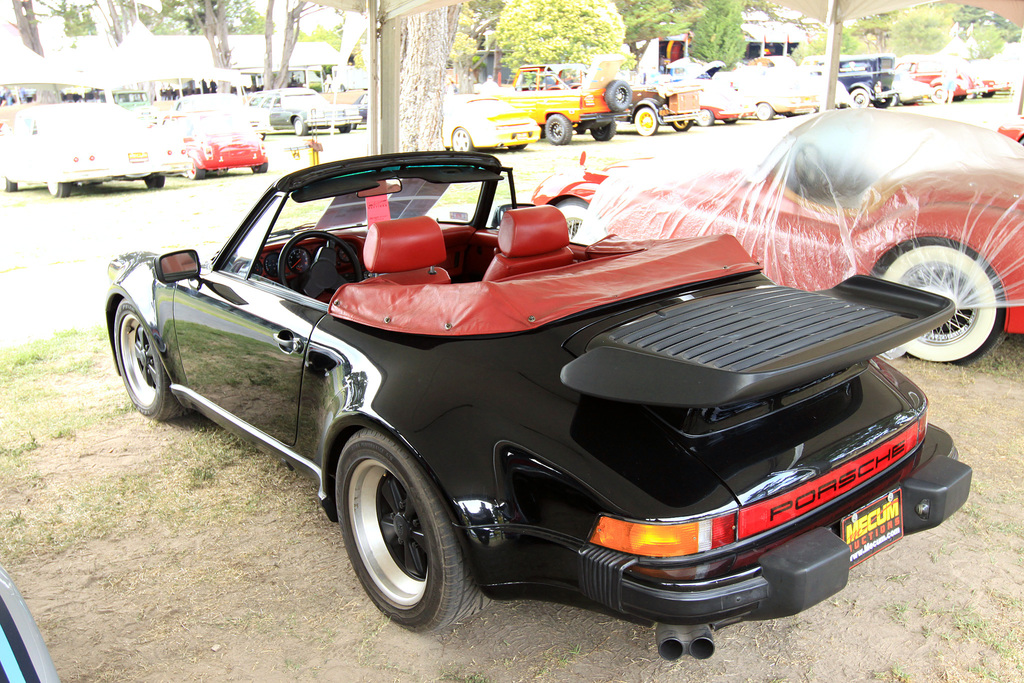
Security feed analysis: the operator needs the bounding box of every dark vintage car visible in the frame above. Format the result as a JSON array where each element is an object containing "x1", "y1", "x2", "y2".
[{"x1": 106, "y1": 152, "x2": 971, "y2": 660}]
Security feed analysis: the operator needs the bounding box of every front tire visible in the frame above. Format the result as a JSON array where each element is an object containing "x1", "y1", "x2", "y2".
[
  {"x1": 633, "y1": 106, "x2": 659, "y2": 136},
  {"x1": 696, "y1": 109, "x2": 715, "y2": 127},
  {"x1": 113, "y1": 300, "x2": 185, "y2": 420},
  {"x1": 337, "y1": 430, "x2": 486, "y2": 631},
  {"x1": 755, "y1": 102, "x2": 775, "y2": 121},
  {"x1": 878, "y1": 240, "x2": 1005, "y2": 364},
  {"x1": 2, "y1": 176, "x2": 17, "y2": 192},
  {"x1": 451, "y1": 127, "x2": 475, "y2": 152},
  {"x1": 545, "y1": 114, "x2": 573, "y2": 146}
]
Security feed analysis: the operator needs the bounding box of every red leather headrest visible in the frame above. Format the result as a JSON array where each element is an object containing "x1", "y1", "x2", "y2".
[
  {"x1": 498, "y1": 206, "x2": 570, "y2": 258},
  {"x1": 364, "y1": 216, "x2": 447, "y2": 273}
]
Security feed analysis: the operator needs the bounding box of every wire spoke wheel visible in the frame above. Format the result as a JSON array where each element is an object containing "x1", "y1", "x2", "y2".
[{"x1": 880, "y1": 242, "x2": 1005, "y2": 363}]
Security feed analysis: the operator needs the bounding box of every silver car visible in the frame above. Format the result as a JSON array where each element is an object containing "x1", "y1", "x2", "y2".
[{"x1": 247, "y1": 88, "x2": 361, "y2": 135}]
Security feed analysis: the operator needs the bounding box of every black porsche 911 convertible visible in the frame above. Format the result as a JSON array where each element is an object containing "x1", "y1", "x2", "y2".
[{"x1": 106, "y1": 152, "x2": 971, "y2": 660}]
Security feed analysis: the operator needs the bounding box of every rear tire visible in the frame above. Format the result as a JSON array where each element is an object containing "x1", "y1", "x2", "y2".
[
  {"x1": 451, "y1": 127, "x2": 475, "y2": 152},
  {"x1": 545, "y1": 114, "x2": 573, "y2": 146},
  {"x1": 670, "y1": 120, "x2": 693, "y2": 132},
  {"x1": 144, "y1": 175, "x2": 165, "y2": 189},
  {"x1": 553, "y1": 197, "x2": 590, "y2": 241},
  {"x1": 755, "y1": 103, "x2": 775, "y2": 121},
  {"x1": 337, "y1": 430, "x2": 486, "y2": 631},
  {"x1": 186, "y1": 160, "x2": 205, "y2": 181},
  {"x1": 47, "y1": 180, "x2": 71, "y2": 198},
  {"x1": 696, "y1": 109, "x2": 715, "y2": 127},
  {"x1": 293, "y1": 117, "x2": 308, "y2": 136},
  {"x1": 877, "y1": 240, "x2": 1005, "y2": 364},
  {"x1": 590, "y1": 121, "x2": 616, "y2": 141},
  {"x1": 2, "y1": 176, "x2": 16, "y2": 192},
  {"x1": 851, "y1": 89, "x2": 871, "y2": 108},
  {"x1": 252, "y1": 162, "x2": 269, "y2": 174}
]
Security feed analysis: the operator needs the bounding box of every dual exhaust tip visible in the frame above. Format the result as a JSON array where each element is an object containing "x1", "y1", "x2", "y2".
[{"x1": 655, "y1": 623, "x2": 715, "y2": 661}]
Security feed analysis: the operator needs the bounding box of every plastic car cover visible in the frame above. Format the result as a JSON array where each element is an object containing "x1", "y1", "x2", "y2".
[{"x1": 581, "y1": 109, "x2": 1024, "y2": 359}]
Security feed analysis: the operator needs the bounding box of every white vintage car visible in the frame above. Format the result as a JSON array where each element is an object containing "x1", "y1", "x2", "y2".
[{"x1": 0, "y1": 103, "x2": 190, "y2": 198}]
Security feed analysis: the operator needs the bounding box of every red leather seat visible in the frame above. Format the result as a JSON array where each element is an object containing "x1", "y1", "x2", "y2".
[
  {"x1": 364, "y1": 216, "x2": 451, "y2": 285},
  {"x1": 482, "y1": 206, "x2": 574, "y2": 282}
]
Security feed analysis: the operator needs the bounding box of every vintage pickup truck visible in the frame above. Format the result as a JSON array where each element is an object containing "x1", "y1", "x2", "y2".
[{"x1": 495, "y1": 55, "x2": 632, "y2": 145}]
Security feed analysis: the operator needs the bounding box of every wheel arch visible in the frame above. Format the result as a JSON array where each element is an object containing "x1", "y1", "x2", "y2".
[
  {"x1": 631, "y1": 98, "x2": 662, "y2": 121},
  {"x1": 319, "y1": 414, "x2": 469, "y2": 530}
]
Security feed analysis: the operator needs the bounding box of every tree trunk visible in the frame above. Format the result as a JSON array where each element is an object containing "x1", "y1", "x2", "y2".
[
  {"x1": 272, "y1": 0, "x2": 307, "y2": 89},
  {"x1": 12, "y1": 0, "x2": 45, "y2": 56},
  {"x1": 262, "y1": 0, "x2": 275, "y2": 91},
  {"x1": 400, "y1": 4, "x2": 461, "y2": 152}
]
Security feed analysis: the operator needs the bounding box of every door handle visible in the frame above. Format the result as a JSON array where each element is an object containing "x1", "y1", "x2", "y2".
[{"x1": 274, "y1": 329, "x2": 304, "y2": 355}]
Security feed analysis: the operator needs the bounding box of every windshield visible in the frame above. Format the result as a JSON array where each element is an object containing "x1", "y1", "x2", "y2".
[{"x1": 269, "y1": 173, "x2": 512, "y2": 242}]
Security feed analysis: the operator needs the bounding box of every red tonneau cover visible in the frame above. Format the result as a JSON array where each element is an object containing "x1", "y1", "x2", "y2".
[{"x1": 327, "y1": 234, "x2": 761, "y2": 336}]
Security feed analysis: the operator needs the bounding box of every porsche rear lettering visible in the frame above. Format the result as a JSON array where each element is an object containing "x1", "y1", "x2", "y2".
[{"x1": 738, "y1": 425, "x2": 919, "y2": 538}]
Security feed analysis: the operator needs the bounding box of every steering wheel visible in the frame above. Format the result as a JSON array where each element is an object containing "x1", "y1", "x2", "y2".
[{"x1": 277, "y1": 230, "x2": 364, "y2": 298}]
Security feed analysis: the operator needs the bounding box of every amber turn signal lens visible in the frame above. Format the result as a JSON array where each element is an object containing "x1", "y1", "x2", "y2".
[{"x1": 590, "y1": 514, "x2": 736, "y2": 558}]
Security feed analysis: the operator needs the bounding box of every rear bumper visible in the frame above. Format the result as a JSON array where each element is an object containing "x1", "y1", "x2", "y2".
[{"x1": 579, "y1": 427, "x2": 970, "y2": 625}]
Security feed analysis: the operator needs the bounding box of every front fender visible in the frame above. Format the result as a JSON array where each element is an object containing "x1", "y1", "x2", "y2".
[{"x1": 105, "y1": 252, "x2": 179, "y2": 380}]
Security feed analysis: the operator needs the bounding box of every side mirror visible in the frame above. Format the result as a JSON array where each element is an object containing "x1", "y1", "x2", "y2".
[{"x1": 155, "y1": 249, "x2": 200, "y2": 283}]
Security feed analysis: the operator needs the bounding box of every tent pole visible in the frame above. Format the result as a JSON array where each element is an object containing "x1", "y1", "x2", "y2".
[
  {"x1": 369, "y1": 0, "x2": 380, "y2": 155},
  {"x1": 1017, "y1": 26, "x2": 1024, "y2": 115},
  {"x1": 823, "y1": 0, "x2": 842, "y2": 112},
  {"x1": 379, "y1": 15, "x2": 401, "y2": 153}
]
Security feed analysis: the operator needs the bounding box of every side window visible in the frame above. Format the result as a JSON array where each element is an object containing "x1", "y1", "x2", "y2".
[{"x1": 221, "y1": 195, "x2": 284, "y2": 278}]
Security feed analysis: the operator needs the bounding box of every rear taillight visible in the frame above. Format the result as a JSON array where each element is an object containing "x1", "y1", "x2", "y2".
[{"x1": 590, "y1": 511, "x2": 737, "y2": 558}]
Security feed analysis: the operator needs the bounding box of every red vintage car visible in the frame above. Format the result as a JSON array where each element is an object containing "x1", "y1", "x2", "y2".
[
  {"x1": 533, "y1": 109, "x2": 1024, "y2": 364},
  {"x1": 169, "y1": 111, "x2": 269, "y2": 180}
]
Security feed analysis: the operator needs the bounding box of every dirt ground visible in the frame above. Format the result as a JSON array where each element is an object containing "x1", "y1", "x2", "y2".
[{"x1": 2, "y1": 343, "x2": 1022, "y2": 683}]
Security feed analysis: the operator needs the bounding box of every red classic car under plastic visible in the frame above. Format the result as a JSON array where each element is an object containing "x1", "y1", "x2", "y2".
[{"x1": 533, "y1": 109, "x2": 1024, "y2": 364}]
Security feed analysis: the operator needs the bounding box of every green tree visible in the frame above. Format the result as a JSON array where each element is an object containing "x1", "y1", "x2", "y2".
[
  {"x1": 613, "y1": 0, "x2": 695, "y2": 64},
  {"x1": 495, "y1": 0, "x2": 626, "y2": 68},
  {"x1": 451, "y1": 0, "x2": 504, "y2": 92},
  {"x1": 790, "y1": 29, "x2": 865, "y2": 63},
  {"x1": 954, "y1": 6, "x2": 1019, "y2": 44},
  {"x1": 850, "y1": 12, "x2": 896, "y2": 53},
  {"x1": 690, "y1": 0, "x2": 744, "y2": 67},
  {"x1": 39, "y1": 0, "x2": 97, "y2": 38},
  {"x1": 890, "y1": 5, "x2": 955, "y2": 56},
  {"x1": 299, "y1": 25, "x2": 342, "y2": 50},
  {"x1": 970, "y1": 25, "x2": 1006, "y2": 60}
]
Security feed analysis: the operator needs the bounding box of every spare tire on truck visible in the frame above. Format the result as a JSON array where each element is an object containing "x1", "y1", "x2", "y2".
[{"x1": 604, "y1": 80, "x2": 632, "y2": 112}]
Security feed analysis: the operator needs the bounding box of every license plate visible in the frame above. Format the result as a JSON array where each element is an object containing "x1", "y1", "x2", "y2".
[
  {"x1": 513, "y1": 132, "x2": 528, "y2": 140},
  {"x1": 128, "y1": 152, "x2": 149, "y2": 164},
  {"x1": 841, "y1": 489, "x2": 903, "y2": 566}
]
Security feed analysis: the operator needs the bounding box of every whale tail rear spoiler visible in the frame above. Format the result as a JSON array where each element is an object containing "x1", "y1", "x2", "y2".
[{"x1": 560, "y1": 275, "x2": 954, "y2": 408}]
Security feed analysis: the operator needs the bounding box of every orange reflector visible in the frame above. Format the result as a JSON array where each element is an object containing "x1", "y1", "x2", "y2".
[{"x1": 590, "y1": 514, "x2": 736, "y2": 558}]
